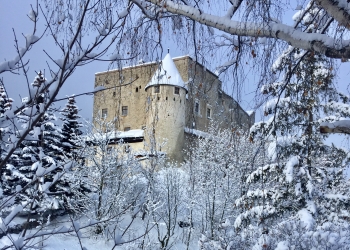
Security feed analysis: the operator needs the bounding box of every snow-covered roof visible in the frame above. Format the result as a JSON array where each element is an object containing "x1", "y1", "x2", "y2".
[
  {"x1": 86, "y1": 129, "x2": 144, "y2": 142},
  {"x1": 145, "y1": 53, "x2": 187, "y2": 91},
  {"x1": 184, "y1": 127, "x2": 212, "y2": 139},
  {"x1": 118, "y1": 129, "x2": 144, "y2": 138}
]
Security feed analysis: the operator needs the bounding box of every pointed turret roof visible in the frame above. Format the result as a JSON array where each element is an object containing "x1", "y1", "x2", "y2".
[{"x1": 145, "y1": 53, "x2": 187, "y2": 91}]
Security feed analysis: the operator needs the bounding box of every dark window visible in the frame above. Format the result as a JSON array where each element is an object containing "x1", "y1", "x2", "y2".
[
  {"x1": 157, "y1": 96, "x2": 160, "y2": 101},
  {"x1": 195, "y1": 101, "x2": 199, "y2": 114},
  {"x1": 174, "y1": 87, "x2": 180, "y2": 94},
  {"x1": 102, "y1": 108, "x2": 107, "y2": 118},
  {"x1": 154, "y1": 85, "x2": 160, "y2": 93},
  {"x1": 218, "y1": 91, "x2": 222, "y2": 99},
  {"x1": 113, "y1": 92, "x2": 116, "y2": 97},
  {"x1": 136, "y1": 87, "x2": 139, "y2": 92},
  {"x1": 122, "y1": 106, "x2": 128, "y2": 116},
  {"x1": 207, "y1": 108, "x2": 211, "y2": 119},
  {"x1": 124, "y1": 127, "x2": 130, "y2": 131}
]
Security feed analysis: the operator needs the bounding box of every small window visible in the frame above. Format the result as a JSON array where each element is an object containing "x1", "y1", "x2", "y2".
[
  {"x1": 113, "y1": 92, "x2": 116, "y2": 97},
  {"x1": 102, "y1": 108, "x2": 107, "y2": 118},
  {"x1": 218, "y1": 91, "x2": 222, "y2": 99},
  {"x1": 124, "y1": 127, "x2": 130, "y2": 131},
  {"x1": 157, "y1": 96, "x2": 160, "y2": 101},
  {"x1": 195, "y1": 101, "x2": 200, "y2": 115},
  {"x1": 154, "y1": 85, "x2": 160, "y2": 93},
  {"x1": 136, "y1": 87, "x2": 139, "y2": 92},
  {"x1": 174, "y1": 87, "x2": 180, "y2": 95},
  {"x1": 207, "y1": 107, "x2": 211, "y2": 119},
  {"x1": 122, "y1": 106, "x2": 128, "y2": 116},
  {"x1": 124, "y1": 145, "x2": 130, "y2": 153}
]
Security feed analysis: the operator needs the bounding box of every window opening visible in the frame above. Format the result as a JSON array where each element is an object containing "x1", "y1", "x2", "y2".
[
  {"x1": 207, "y1": 107, "x2": 211, "y2": 119},
  {"x1": 102, "y1": 108, "x2": 107, "y2": 118},
  {"x1": 218, "y1": 91, "x2": 222, "y2": 99},
  {"x1": 195, "y1": 101, "x2": 200, "y2": 114},
  {"x1": 122, "y1": 106, "x2": 128, "y2": 116},
  {"x1": 154, "y1": 85, "x2": 160, "y2": 93}
]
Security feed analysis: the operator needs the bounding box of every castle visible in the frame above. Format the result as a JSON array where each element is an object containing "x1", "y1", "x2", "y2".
[{"x1": 93, "y1": 53, "x2": 254, "y2": 162}]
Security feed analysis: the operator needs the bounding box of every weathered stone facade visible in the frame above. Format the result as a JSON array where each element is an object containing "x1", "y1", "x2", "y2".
[{"x1": 93, "y1": 55, "x2": 254, "y2": 163}]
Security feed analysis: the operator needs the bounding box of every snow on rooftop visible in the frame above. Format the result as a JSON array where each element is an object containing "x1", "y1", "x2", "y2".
[
  {"x1": 86, "y1": 129, "x2": 144, "y2": 142},
  {"x1": 118, "y1": 129, "x2": 144, "y2": 138},
  {"x1": 145, "y1": 53, "x2": 187, "y2": 90},
  {"x1": 185, "y1": 127, "x2": 212, "y2": 139}
]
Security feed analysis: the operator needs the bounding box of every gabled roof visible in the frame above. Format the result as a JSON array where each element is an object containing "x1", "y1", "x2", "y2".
[{"x1": 145, "y1": 53, "x2": 187, "y2": 90}]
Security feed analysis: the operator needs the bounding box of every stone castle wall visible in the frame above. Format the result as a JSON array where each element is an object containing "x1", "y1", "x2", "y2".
[{"x1": 93, "y1": 56, "x2": 254, "y2": 162}]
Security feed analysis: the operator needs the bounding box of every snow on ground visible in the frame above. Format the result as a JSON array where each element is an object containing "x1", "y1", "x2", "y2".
[{"x1": 0, "y1": 214, "x2": 199, "y2": 250}]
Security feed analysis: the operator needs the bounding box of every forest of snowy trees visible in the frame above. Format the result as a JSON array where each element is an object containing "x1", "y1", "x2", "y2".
[{"x1": 2, "y1": 0, "x2": 350, "y2": 249}]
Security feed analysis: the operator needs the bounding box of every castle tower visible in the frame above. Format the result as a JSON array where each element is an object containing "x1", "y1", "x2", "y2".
[{"x1": 145, "y1": 53, "x2": 187, "y2": 162}]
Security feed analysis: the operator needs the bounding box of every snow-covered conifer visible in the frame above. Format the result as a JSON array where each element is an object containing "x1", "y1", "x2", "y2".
[
  {"x1": 0, "y1": 84, "x2": 13, "y2": 161},
  {"x1": 243, "y1": 47, "x2": 350, "y2": 247},
  {"x1": 60, "y1": 96, "x2": 83, "y2": 160},
  {"x1": 3, "y1": 73, "x2": 69, "y2": 215}
]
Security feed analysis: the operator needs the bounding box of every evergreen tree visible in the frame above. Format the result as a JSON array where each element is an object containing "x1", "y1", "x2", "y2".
[
  {"x1": 239, "y1": 51, "x2": 350, "y2": 248},
  {"x1": 60, "y1": 96, "x2": 83, "y2": 160},
  {"x1": 0, "y1": 84, "x2": 13, "y2": 161},
  {"x1": 3, "y1": 72, "x2": 70, "y2": 214}
]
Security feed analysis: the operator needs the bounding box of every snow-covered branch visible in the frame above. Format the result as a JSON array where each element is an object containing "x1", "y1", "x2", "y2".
[
  {"x1": 146, "y1": 0, "x2": 350, "y2": 59},
  {"x1": 317, "y1": 0, "x2": 350, "y2": 27}
]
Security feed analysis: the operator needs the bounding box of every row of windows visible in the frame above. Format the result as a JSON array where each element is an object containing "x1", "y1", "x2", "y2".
[
  {"x1": 195, "y1": 100, "x2": 211, "y2": 119},
  {"x1": 154, "y1": 86, "x2": 180, "y2": 94},
  {"x1": 110, "y1": 86, "x2": 180, "y2": 97},
  {"x1": 102, "y1": 102, "x2": 211, "y2": 120},
  {"x1": 102, "y1": 106, "x2": 128, "y2": 118}
]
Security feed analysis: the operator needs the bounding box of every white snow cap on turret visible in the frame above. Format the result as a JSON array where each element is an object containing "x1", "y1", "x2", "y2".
[{"x1": 145, "y1": 53, "x2": 187, "y2": 91}]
